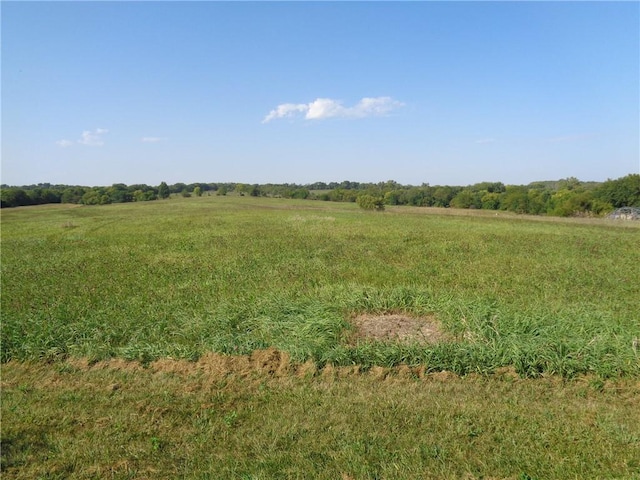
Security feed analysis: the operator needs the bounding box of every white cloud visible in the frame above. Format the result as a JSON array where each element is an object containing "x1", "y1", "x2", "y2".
[
  {"x1": 351, "y1": 97, "x2": 404, "y2": 117},
  {"x1": 78, "y1": 128, "x2": 108, "y2": 146},
  {"x1": 262, "y1": 103, "x2": 308, "y2": 123},
  {"x1": 305, "y1": 98, "x2": 345, "y2": 120},
  {"x1": 141, "y1": 137, "x2": 165, "y2": 143},
  {"x1": 262, "y1": 96, "x2": 404, "y2": 123},
  {"x1": 56, "y1": 139, "x2": 74, "y2": 148}
]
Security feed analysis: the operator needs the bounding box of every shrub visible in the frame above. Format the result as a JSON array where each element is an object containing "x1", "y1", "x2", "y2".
[{"x1": 356, "y1": 194, "x2": 385, "y2": 211}]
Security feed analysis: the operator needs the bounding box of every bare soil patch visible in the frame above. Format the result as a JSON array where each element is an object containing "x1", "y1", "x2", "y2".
[{"x1": 348, "y1": 313, "x2": 448, "y2": 345}]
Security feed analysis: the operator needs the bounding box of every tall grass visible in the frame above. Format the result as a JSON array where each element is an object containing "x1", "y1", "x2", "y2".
[{"x1": 2, "y1": 197, "x2": 639, "y2": 377}]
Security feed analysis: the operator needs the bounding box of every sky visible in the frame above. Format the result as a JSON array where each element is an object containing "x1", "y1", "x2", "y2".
[{"x1": 2, "y1": 1, "x2": 639, "y2": 187}]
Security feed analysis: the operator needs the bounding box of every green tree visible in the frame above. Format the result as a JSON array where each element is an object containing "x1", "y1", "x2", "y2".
[
  {"x1": 193, "y1": 186, "x2": 202, "y2": 197},
  {"x1": 549, "y1": 189, "x2": 594, "y2": 217},
  {"x1": 81, "y1": 189, "x2": 109, "y2": 205},
  {"x1": 61, "y1": 187, "x2": 86, "y2": 204},
  {"x1": 481, "y1": 192, "x2": 501, "y2": 210},
  {"x1": 527, "y1": 189, "x2": 551, "y2": 215},
  {"x1": 432, "y1": 186, "x2": 458, "y2": 207},
  {"x1": 595, "y1": 174, "x2": 640, "y2": 208},
  {"x1": 158, "y1": 182, "x2": 170, "y2": 199},
  {"x1": 290, "y1": 188, "x2": 309, "y2": 199},
  {"x1": 1, "y1": 188, "x2": 30, "y2": 208},
  {"x1": 501, "y1": 186, "x2": 529, "y2": 213},
  {"x1": 107, "y1": 184, "x2": 133, "y2": 203},
  {"x1": 450, "y1": 189, "x2": 481, "y2": 209},
  {"x1": 133, "y1": 190, "x2": 146, "y2": 202},
  {"x1": 357, "y1": 194, "x2": 385, "y2": 211},
  {"x1": 384, "y1": 190, "x2": 402, "y2": 205}
]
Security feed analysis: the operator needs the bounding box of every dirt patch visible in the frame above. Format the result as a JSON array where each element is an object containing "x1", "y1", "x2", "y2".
[
  {"x1": 348, "y1": 313, "x2": 447, "y2": 345},
  {"x1": 47, "y1": 346, "x2": 465, "y2": 383}
]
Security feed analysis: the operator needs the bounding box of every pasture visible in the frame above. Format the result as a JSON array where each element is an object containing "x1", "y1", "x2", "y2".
[{"x1": 2, "y1": 196, "x2": 639, "y2": 478}]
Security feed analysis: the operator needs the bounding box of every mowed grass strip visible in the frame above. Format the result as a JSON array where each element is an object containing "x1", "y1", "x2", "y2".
[
  {"x1": 1, "y1": 196, "x2": 639, "y2": 376},
  {"x1": 2, "y1": 358, "x2": 639, "y2": 480}
]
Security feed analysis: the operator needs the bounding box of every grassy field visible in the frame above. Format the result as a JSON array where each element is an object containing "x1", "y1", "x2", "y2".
[{"x1": 2, "y1": 196, "x2": 640, "y2": 478}]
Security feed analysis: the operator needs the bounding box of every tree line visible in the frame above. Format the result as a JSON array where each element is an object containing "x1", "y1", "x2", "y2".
[{"x1": 1, "y1": 174, "x2": 638, "y2": 217}]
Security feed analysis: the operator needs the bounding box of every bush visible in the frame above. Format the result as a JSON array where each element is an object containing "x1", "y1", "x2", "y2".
[{"x1": 357, "y1": 194, "x2": 385, "y2": 211}]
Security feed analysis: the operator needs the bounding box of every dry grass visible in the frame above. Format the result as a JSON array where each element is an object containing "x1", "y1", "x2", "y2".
[{"x1": 348, "y1": 313, "x2": 449, "y2": 345}]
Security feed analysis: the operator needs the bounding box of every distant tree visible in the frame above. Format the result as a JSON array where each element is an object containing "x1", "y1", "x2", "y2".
[
  {"x1": 133, "y1": 190, "x2": 147, "y2": 202},
  {"x1": 290, "y1": 188, "x2": 309, "y2": 199},
  {"x1": 558, "y1": 177, "x2": 582, "y2": 191},
  {"x1": 401, "y1": 187, "x2": 428, "y2": 206},
  {"x1": 549, "y1": 189, "x2": 594, "y2": 217},
  {"x1": 234, "y1": 183, "x2": 247, "y2": 196},
  {"x1": 1, "y1": 188, "x2": 30, "y2": 208},
  {"x1": 193, "y1": 186, "x2": 202, "y2": 197},
  {"x1": 107, "y1": 184, "x2": 133, "y2": 203},
  {"x1": 595, "y1": 174, "x2": 640, "y2": 208},
  {"x1": 432, "y1": 186, "x2": 458, "y2": 207},
  {"x1": 158, "y1": 182, "x2": 170, "y2": 199},
  {"x1": 217, "y1": 186, "x2": 228, "y2": 196},
  {"x1": 61, "y1": 187, "x2": 86, "y2": 204},
  {"x1": 450, "y1": 189, "x2": 481, "y2": 209},
  {"x1": 171, "y1": 183, "x2": 187, "y2": 194},
  {"x1": 357, "y1": 194, "x2": 385, "y2": 211},
  {"x1": 526, "y1": 189, "x2": 551, "y2": 215},
  {"x1": 81, "y1": 189, "x2": 109, "y2": 205},
  {"x1": 145, "y1": 190, "x2": 158, "y2": 201},
  {"x1": 487, "y1": 182, "x2": 506, "y2": 194},
  {"x1": 501, "y1": 186, "x2": 529, "y2": 214},
  {"x1": 481, "y1": 192, "x2": 501, "y2": 210},
  {"x1": 384, "y1": 190, "x2": 402, "y2": 205},
  {"x1": 307, "y1": 181, "x2": 328, "y2": 190}
]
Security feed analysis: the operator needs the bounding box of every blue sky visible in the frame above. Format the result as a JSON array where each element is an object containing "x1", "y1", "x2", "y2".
[{"x1": 2, "y1": 1, "x2": 639, "y2": 187}]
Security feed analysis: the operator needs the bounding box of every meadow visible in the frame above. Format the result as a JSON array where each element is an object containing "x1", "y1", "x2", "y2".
[{"x1": 2, "y1": 196, "x2": 639, "y2": 478}]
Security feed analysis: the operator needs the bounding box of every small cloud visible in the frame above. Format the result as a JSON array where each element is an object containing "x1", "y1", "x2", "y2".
[
  {"x1": 351, "y1": 97, "x2": 404, "y2": 118},
  {"x1": 77, "y1": 128, "x2": 108, "y2": 146},
  {"x1": 305, "y1": 98, "x2": 345, "y2": 120},
  {"x1": 263, "y1": 103, "x2": 308, "y2": 123},
  {"x1": 56, "y1": 139, "x2": 74, "y2": 148},
  {"x1": 141, "y1": 136, "x2": 165, "y2": 143},
  {"x1": 475, "y1": 138, "x2": 496, "y2": 144},
  {"x1": 263, "y1": 96, "x2": 404, "y2": 123}
]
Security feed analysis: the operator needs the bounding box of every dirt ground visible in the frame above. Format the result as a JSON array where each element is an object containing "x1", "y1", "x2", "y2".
[{"x1": 348, "y1": 313, "x2": 448, "y2": 345}]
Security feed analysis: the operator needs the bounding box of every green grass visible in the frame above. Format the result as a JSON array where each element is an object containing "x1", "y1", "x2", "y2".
[
  {"x1": 2, "y1": 196, "x2": 640, "y2": 478},
  {"x1": 2, "y1": 359, "x2": 639, "y2": 479},
  {"x1": 2, "y1": 196, "x2": 639, "y2": 376}
]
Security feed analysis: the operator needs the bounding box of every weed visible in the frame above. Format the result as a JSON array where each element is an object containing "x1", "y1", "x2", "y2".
[{"x1": 223, "y1": 411, "x2": 239, "y2": 428}]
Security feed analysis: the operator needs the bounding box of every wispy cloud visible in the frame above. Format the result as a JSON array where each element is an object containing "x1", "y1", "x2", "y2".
[
  {"x1": 262, "y1": 96, "x2": 404, "y2": 123},
  {"x1": 57, "y1": 128, "x2": 108, "y2": 147},
  {"x1": 141, "y1": 136, "x2": 165, "y2": 143},
  {"x1": 475, "y1": 138, "x2": 496, "y2": 144},
  {"x1": 263, "y1": 103, "x2": 308, "y2": 123},
  {"x1": 78, "y1": 128, "x2": 108, "y2": 146}
]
